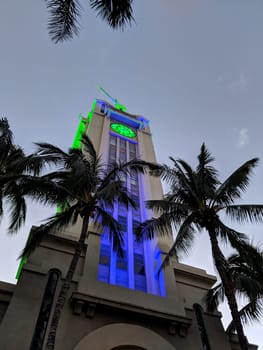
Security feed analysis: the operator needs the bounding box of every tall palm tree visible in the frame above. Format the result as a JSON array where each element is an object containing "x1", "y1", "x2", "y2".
[
  {"x1": 137, "y1": 143, "x2": 263, "y2": 350},
  {"x1": 0, "y1": 117, "x2": 43, "y2": 233},
  {"x1": 21, "y1": 134, "x2": 152, "y2": 350},
  {"x1": 206, "y1": 244, "x2": 263, "y2": 334},
  {"x1": 46, "y1": 0, "x2": 135, "y2": 43}
]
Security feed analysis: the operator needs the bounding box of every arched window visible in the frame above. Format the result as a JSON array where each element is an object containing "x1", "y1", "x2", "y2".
[
  {"x1": 112, "y1": 347, "x2": 146, "y2": 350},
  {"x1": 29, "y1": 269, "x2": 60, "y2": 350}
]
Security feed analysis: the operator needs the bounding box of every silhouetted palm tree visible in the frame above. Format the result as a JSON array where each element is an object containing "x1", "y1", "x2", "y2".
[
  {"x1": 21, "y1": 135, "x2": 151, "y2": 350},
  {"x1": 137, "y1": 143, "x2": 263, "y2": 350},
  {"x1": 0, "y1": 117, "x2": 42, "y2": 232},
  {"x1": 46, "y1": 0, "x2": 135, "y2": 43},
  {"x1": 206, "y1": 244, "x2": 263, "y2": 334}
]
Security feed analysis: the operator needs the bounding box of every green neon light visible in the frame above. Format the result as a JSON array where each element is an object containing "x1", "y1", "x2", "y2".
[
  {"x1": 115, "y1": 103, "x2": 127, "y2": 112},
  {"x1": 71, "y1": 99, "x2": 96, "y2": 149},
  {"x1": 111, "y1": 123, "x2": 136, "y2": 138},
  {"x1": 72, "y1": 116, "x2": 87, "y2": 149},
  {"x1": 15, "y1": 256, "x2": 27, "y2": 280}
]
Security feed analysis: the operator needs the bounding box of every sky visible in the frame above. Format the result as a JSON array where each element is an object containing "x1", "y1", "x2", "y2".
[{"x1": 0, "y1": 0, "x2": 263, "y2": 347}]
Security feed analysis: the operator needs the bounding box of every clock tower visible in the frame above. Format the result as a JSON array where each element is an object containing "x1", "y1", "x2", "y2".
[
  {"x1": 79, "y1": 99, "x2": 166, "y2": 296},
  {"x1": 0, "y1": 99, "x2": 257, "y2": 350}
]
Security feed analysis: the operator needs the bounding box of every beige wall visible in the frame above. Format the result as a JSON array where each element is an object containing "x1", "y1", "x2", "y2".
[
  {"x1": 74, "y1": 324, "x2": 176, "y2": 350},
  {"x1": 0, "y1": 236, "x2": 258, "y2": 350}
]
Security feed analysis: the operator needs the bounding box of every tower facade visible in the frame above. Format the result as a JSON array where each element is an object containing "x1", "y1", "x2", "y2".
[
  {"x1": 79, "y1": 99, "x2": 166, "y2": 296},
  {"x1": 0, "y1": 100, "x2": 258, "y2": 350}
]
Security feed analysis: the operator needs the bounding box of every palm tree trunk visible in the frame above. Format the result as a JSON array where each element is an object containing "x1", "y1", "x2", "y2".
[
  {"x1": 44, "y1": 215, "x2": 90, "y2": 350},
  {"x1": 208, "y1": 228, "x2": 248, "y2": 350}
]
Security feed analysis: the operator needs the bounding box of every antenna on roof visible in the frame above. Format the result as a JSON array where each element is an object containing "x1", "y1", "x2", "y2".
[
  {"x1": 97, "y1": 85, "x2": 117, "y2": 106},
  {"x1": 97, "y1": 85, "x2": 127, "y2": 112}
]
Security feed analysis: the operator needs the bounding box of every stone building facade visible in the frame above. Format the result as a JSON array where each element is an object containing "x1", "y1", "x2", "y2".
[{"x1": 0, "y1": 100, "x2": 257, "y2": 349}]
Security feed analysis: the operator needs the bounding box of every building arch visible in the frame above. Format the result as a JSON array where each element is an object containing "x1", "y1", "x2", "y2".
[
  {"x1": 74, "y1": 323, "x2": 176, "y2": 350},
  {"x1": 111, "y1": 347, "x2": 146, "y2": 350}
]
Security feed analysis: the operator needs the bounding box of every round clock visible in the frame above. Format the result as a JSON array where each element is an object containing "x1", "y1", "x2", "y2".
[{"x1": 110, "y1": 123, "x2": 136, "y2": 138}]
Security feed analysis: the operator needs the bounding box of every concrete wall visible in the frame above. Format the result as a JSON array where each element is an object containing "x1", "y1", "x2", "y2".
[
  {"x1": 1, "y1": 235, "x2": 256, "y2": 350},
  {"x1": 0, "y1": 281, "x2": 14, "y2": 324}
]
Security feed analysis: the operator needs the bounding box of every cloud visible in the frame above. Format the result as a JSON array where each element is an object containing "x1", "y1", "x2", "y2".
[
  {"x1": 216, "y1": 73, "x2": 248, "y2": 93},
  {"x1": 237, "y1": 128, "x2": 249, "y2": 148},
  {"x1": 227, "y1": 73, "x2": 248, "y2": 93}
]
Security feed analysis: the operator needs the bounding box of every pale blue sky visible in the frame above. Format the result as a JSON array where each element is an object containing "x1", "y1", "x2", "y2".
[{"x1": 0, "y1": 0, "x2": 263, "y2": 347}]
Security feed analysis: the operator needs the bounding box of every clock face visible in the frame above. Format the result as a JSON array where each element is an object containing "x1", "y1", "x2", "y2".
[{"x1": 110, "y1": 123, "x2": 136, "y2": 138}]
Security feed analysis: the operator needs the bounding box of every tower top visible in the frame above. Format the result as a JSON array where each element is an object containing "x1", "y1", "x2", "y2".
[{"x1": 97, "y1": 85, "x2": 127, "y2": 112}]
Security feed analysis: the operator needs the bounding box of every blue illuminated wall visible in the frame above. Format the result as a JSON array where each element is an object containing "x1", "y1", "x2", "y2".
[{"x1": 94, "y1": 102, "x2": 165, "y2": 296}]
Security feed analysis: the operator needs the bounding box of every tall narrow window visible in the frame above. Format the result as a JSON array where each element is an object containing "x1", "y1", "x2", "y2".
[
  {"x1": 29, "y1": 269, "x2": 60, "y2": 350},
  {"x1": 98, "y1": 243, "x2": 111, "y2": 283},
  {"x1": 98, "y1": 133, "x2": 157, "y2": 294}
]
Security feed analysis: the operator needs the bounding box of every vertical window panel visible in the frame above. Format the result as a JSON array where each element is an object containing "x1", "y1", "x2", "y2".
[
  {"x1": 98, "y1": 244, "x2": 111, "y2": 283},
  {"x1": 116, "y1": 251, "x2": 128, "y2": 287},
  {"x1": 129, "y1": 142, "x2": 136, "y2": 160},
  {"x1": 98, "y1": 135, "x2": 151, "y2": 293},
  {"x1": 134, "y1": 253, "x2": 146, "y2": 292}
]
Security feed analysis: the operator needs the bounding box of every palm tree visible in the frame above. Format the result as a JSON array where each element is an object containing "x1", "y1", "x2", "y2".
[
  {"x1": 46, "y1": 0, "x2": 135, "y2": 43},
  {"x1": 0, "y1": 117, "x2": 43, "y2": 233},
  {"x1": 137, "y1": 143, "x2": 263, "y2": 350},
  {"x1": 206, "y1": 244, "x2": 263, "y2": 335},
  {"x1": 21, "y1": 135, "x2": 151, "y2": 350}
]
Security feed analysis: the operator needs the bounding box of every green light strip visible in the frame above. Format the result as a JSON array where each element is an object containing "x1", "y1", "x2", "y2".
[
  {"x1": 72, "y1": 100, "x2": 96, "y2": 149},
  {"x1": 115, "y1": 103, "x2": 127, "y2": 112},
  {"x1": 71, "y1": 117, "x2": 86, "y2": 149},
  {"x1": 15, "y1": 256, "x2": 27, "y2": 280}
]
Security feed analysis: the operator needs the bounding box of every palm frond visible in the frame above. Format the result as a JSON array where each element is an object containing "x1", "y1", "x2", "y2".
[
  {"x1": 151, "y1": 163, "x2": 177, "y2": 186},
  {"x1": 197, "y1": 143, "x2": 215, "y2": 168},
  {"x1": 169, "y1": 157, "x2": 200, "y2": 207},
  {"x1": 0, "y1": 117, "x2": 13, "y2": 155},
  {"x1": 171, "y1": 214, "x2": 196, "y2": 258},
  {"x1": 97, "y1": 180, "x2": 136, "y2": 210},
  {"x1": 110, "y1": 158, "x2": 151, "y2": 178},
  {"x1": 6, "y1": 152, "x2": 46, "y2": 176},
  {"x1": 135, "y1": 216, "x2": 172, "y2": 242},
  {"x1": 215, "y1": 219, "x2": 248, "y2": 251},
  {"x1": 205, "y1": 283, "x2": 225, "y2": 312},
  {"x1": 46, "y1": 0, "x2": 81, "y2": 43},
  {"x1": 213, "y1": 158, "x2": 259, "y2": 206},
  {"x1": 79, "y1": 134, "x2": 97, "y2": 162},
  {"x1": 18, "y1": 175, "x2": 72, "y2": 207},
  {"x1": 227, "y1": 298, "x2": 263, "y2": 333},
  {"x1": 196, "y1": 143, "x2": 218, "y2": 198},
  {"x1": 225, "y1": 204, "x2": 263, "y2": 224},
  {"x1": 6, "y1": 193, "x2": 26, "y2": 234},
  {"x1": 94, "y1": 205, "x2": 124, "y2": 255},
  {"x1": 177, "y1": 158, "x2": 202, "y2": 196},
  {"x1": 158, "y1": 215, "x2": 196, "y2": 273},
  {"x1": 146, "y1": 199, "x2": 178, "y2": 214},
  {"x1": 0, "y1": 197, "x2": 3, "y2": 218},
  {"x1": 34, "y1": 142, "x2": 70, "y2": 170},
  {"x1": 64, "y1": 158, "x2": 98, "y2": 195},
  {"x1": 99, "y1": 158, "x2": 153, "y2": 195},
  {"x1": 90, "y1": 0, "x2": 134, "y2": 30}
]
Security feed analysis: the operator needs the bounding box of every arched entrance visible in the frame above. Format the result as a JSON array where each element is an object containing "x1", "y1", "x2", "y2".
[
  {"x1": 74, "y1": 323, "x2": 176, "y2": 350},
  {"x1": 112, "y1": 347, "x2": 146, "y2": 350}
]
